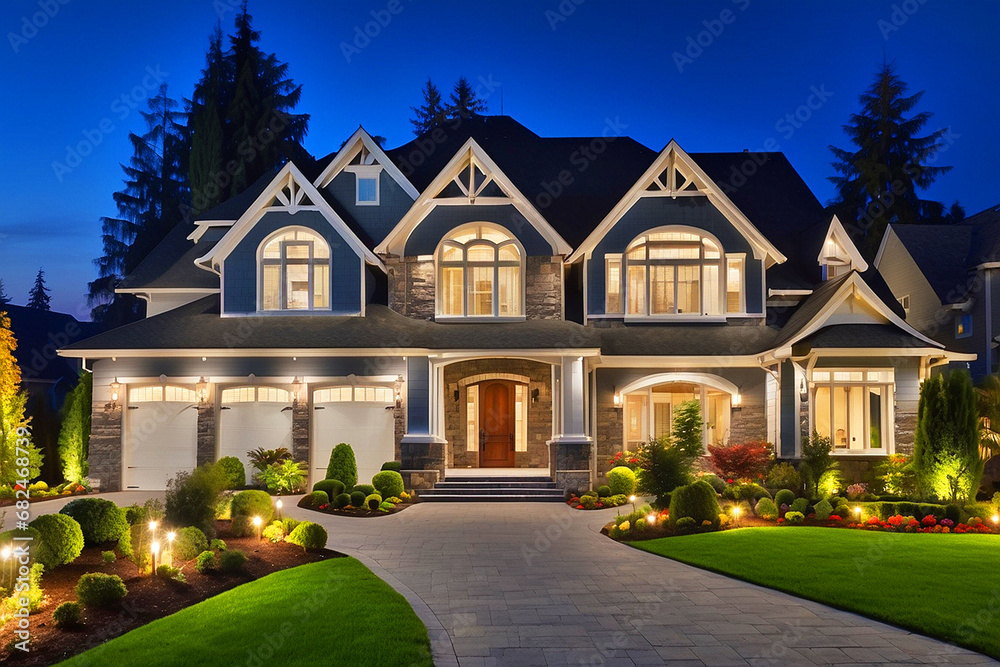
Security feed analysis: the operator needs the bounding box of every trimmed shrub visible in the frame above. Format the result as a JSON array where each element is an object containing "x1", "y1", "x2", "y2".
[
  {"x1": 380, "y1": 461, "x2": 402, "y2": 472},
  {"x1": 174, "y1": 526, "x2": 208, "y2": 561},
  {"x1": 60, "y1": 498, "x2": 129, "y2": 546},
  {"x1": 53, "y1": 601, "x2": 83, "y2": 628},
  {"x1": 281, "y1": 517, "x2": 301, "y2": 534},
  {"x1": 701, "y1": 474, "x2": 728, "y2": 495},
  {"x1": 210, "y1": 538, "x2": 226, "y2": 551},
  {"x1": 76, "y1": 573, "x2": 127, "y2": 608},
  {"x1": 813, "y1": 499, "x2": 833, "y2": 521},
  {"x1": 214, "y1": 493, "x2": 233, "y2": 520},
  {"x1": 306, "y1": 490, "x2": 329, "y2": 508},
  {"x1": 372, "y1": 470, "x2": 405, "y2": 499},
  {"x1": 165, "y1": 464, "x2": 228, "y2": 536},
  {"x1": 364, "y1": 493, "x2": 383, "y2": 510},
  {"x1": 784, "y1": 511, "x2": 805, "y2": 524},
  {"x1": 29, "y1": 513, "x2": 84, "y2": 570},
  {"x1": 790, "y1": 498, "x2": 810, "y2": 514},
  {"x1": 580, "y1": 495, "x2": 597, "y2": 509},
  {"x1": 313, "y1": 479, "x2": 345, "y2": 498},
  {"x1": 286, "y1": 521, "x2": 328, "y2": 551},
  {"x1": 353, "y1": 484, "x2": 376, "y2": 496},
  {"x1": 195, "y1": 550, "x2": 216, "y2": 573},
  {"x1": 216, "y1": 456, "x2": 246, "y2": 489},
  {"x1": 262, "y1": 521, "x2": 285, "y2": 543},
  {"x1": 596, "y1": 485, "x2": 612, "y2": 498},
  {"x1": 668, "y1": 480, "x2": 722, "y2": 529},
  {"x1": 834, "y1": 503, "x2": 851, "y2": 519},
  {"x1": 349, "y1": 490, "x2": 366, "y2": 507},
  {"x1": 156, "y1": 564, "x2": 185, "y2": 582},
  {"x1": 724, "y1": 483, "x2": 770, "y2": 502},
  {"x1": 774, "y1": 489, "x2": 796, "y2": 507},
  {"x1": 326, "y1": 443, "x2": 358, "y2": 489},
  {"x1": 675, "y1": 517, "x2": 697, "y2": 529},
  {"x1": 607, "y1": 466, "x2": 637, "y2": 496},
  {"x1": 754, "y1": 497, "x2": 779, "y2": 520},
  {"x1": 102, "y1": 551, "x2": 116, "y2": 564},
  {"x1": 124, "y1": 504, "x2": 145, "y2": 526},
  {"x1": 231, "y1": 490, "x2": 275, "y2": 537},
  {"x1": 766, "y1": 462, "x2": 802, "y2": 491},
  {"x1": 218, "y1": 549, "x2": 247, "y2": 573},
  {"x1": 333, "y1": 493, "x2": 351, "y2": 509}
]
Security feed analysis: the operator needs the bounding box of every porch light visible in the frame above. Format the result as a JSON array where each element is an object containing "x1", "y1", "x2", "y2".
[
  {"x1": 799, "y1": 378, "x2": 808, "y2": 401},
  {"x1": 531, "y1": 388, "x2": 539, "y2": 404},
  {"x1": 732, "y1": 393, "x2": 743, "y2": 409},
  {"x1": 196, "y1": 377, "x2": 209, "y2": 403},
  {"x1": 110, "y1": 379, "x2": 121, "y2": 408},
  {"x1": 613, "y1": 392, "x2": 622, "y2": 409},
  {"x1": 394, "y1": 375, "x2": 404, "y2": 408},
  {"x1": 292, "y1": 377, "x2": 303, "y2": 404}
]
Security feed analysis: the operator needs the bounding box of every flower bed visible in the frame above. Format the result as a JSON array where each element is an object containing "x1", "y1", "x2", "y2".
[
  {"x1": 297, "y1": 490, "x2": 417, "y2": 517},
  {"x1": 566, "y1": 493, "x2": 630, "y2": 510},
  {"x1": 0, "y1": 481, "x2": 90, "y2": 506}
]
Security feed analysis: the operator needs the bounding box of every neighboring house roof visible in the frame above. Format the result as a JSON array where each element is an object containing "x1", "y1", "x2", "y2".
[
  {"x1": 5, "y1": 304, "x2": 99, "y2": 385},
  {"x1": 962, "y1": 202, "x2": 1000, "y2": 265},
  {"x1": 889, "y1": 224, "x2": 975, "y2": 304},
  {"x1": 117, "y1": 223, "x2": 225, "y2": 291}
]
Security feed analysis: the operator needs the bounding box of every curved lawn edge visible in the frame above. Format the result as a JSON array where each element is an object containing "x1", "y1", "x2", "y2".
[
  {"x1": 57, "y1": 558, "x2": 433, "y2": 667},
  {"x1": 630, "y1": 527, "x2": 1000, "y2": 661}
]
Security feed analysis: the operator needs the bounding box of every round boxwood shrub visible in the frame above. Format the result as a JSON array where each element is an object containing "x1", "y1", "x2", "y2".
[
  {"x1": 364, "y1": 493, "x2": 383, "y2": 510},
  {"x1": 766, "y1": 462, "x2": 802, "y2": 491},
  {"x1": 834, "y1": 503, "x2": 850, "y2": 519},
  {"x1": 349, "y1": 490, "x2": 366, "y2": 507},
  {"x1": 596, "y1": 485, "x2": 612, "y2": 498},
  {"x1": 784, "y1": 511, "x2": 805, "y2": 524},
  {"x1": 286, "y1": 521, "x2": 328, "y2": 551},
  {"x1": 754, "y1": 497, "x2": 779, "y2": 520},
  {"x1": 607, "y1": 466, "x2": 637, "y2": 496},
  {"x1": 380, "y1": 461, "x2": 402, "y2": 472},
  {"x1": 372, "y1": 470, "x2": 404, "y2": 499},
  {"x1": 53, "y1": 601, "x2": 82, "y2": 628},
  {"x1": 674, "y1": 517, "x2": 697, "y2": 530},
  {"x1": 580, "y1": 495, "x2": 597, "y2": 509},
  {"x1": 76, "y1": 572, "x2": 128, "y2": 608},
  {"x1": 216, "y1": 456, "x2": 246, "y2": 489},
  {"x1": 313, "y1": 479, "x2": 345, "y2": 498},
  {"x1": 218, "y1": 549, "x2": 247, "y2": 573},
  {"x1": 352, "y1": 484, "x2": 376, "y2": 496},
  {"x1": 60, "y1": 498, "x2": 129, "y2": 546},
  {"x1": 306, "y1": 490, "x2": 329, "y2": 508},
  {"x1": 668, "y1": 480, "x2": 722, "y2": 529},
  {"x1": 333, "y1": 493, "x2": 351, "y2": 509},
  {"x1": 29, "y1": 513, "x2": 84, "y2": 570},
  {"x1": 195, "y1": 550, "x2": 215, "y2": 573},
  {"x1": 773, "y1": 489, "x2": 796, "y2": 507},
  {"x1": 790, "y1": 497, "x2": 810, "y2": 514},
  {"x1": 174, "y1": 526, "x2": 208, "y2": 561},
  {"x1": 230, "y1": 490, "x2": 275, "y2": 537},
  {"x1": 326, "y1": 443, "x2": 358, "y2": 490},
  {"x1": 813, "y1": 499, "x2": 833, "y2": 521}
]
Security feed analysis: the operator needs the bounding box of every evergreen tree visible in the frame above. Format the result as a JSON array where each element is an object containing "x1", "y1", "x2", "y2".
[
  {"x1": 448, "y1": 76, "x2": 487, "y2": 120},
  {"x1": 58, "y1": 372, "x2": 92, "y2": 483},
  {"x1": 914, "y1": 371, "x2": 983, "y2": 502},
  {"x1": 188, "y1": 24, "x2": 229, "y2": 214},
  {"x1": 828, "y1": 63, "x2": 953, "y2": 254},
  {"x1": 0, "y1": 279, "x2": 9, "y2": 305},
  {"x1": 671, "y1": 400, "x2": 704, "y2": 459},
  {"x1": 27, "y1": 268, "x2": 51, "y2": 310},
  {"x1": 410, "y1": 77, "x2": 448, "y2": 135},
  {"x1": 88, "y1": 84, "x2": 188, "y2": 325},
  {"x1": 0, "y1": 312, "x2": 43, "y2": 486}
]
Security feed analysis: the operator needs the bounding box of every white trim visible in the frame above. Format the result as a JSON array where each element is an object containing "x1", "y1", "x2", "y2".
[
  {"x1": 346, "y1": 164, "x2": 383, "y2": 206},
  {"x1": 256, "y1": 226, "x2": 333, "y2": 313},
  {"x1": 617, "y1": 372, "x2": 740, "y2": 399},
  {"x1": 314, "y1": 127, "x2": 419, "y2": 199},
  {"x1": 566, "y1": 140, "x2": 786, "y2": 266},
  {"x1": 768, "y1": 289, "x2": 813, "y2": 297},
  {"x1": 597, "y1": 355, "x2": 764, "y2": 368},
  {"x1": 195, "y1": 162, "x2": 384, "y2": 273},
  {"x1": 873, "y1": 224, "x2": 895, "y2": 268},
  {"x1": 59, "y1": 347, "x2": 603, "y2": 360},
  {"x1": 818, "y1": 214, "x2": 869, "y2": 273},
  {"x1": 434, "y1": 222, "x2": 526, "y2": 319},
  {"x1": 187, "y1": 220, "x2": 235, "y2": 242},
  {"x1": 375, "y1": 138, "x2": 573, "y2": 257},
  {"x1": 115, "y1": 287, "x2": 219, "y2": 295}
]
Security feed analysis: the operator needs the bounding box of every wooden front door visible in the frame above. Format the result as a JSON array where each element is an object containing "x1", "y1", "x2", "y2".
[{"x1": 479, "y1": 381, "x2": 515, "y2": 467}]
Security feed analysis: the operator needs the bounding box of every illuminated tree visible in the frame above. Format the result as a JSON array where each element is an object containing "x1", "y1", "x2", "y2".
[
  {"x1": 58, "y1": 372, "x2": 92, "y2": 483},
  {"x1": 914, "y1": 371, "x2": 983, "y2": 502},
  {"x1": 0, "y1": 311, "x2": 43, "y2": 485}
]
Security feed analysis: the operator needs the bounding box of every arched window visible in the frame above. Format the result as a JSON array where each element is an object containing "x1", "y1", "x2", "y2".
[
  {"x1": 437, "y1": 224, "x2": 523, "y2": 317},
  {"x1": 259, "y1": 228, "x2": 330, "y2": 311},
  {"x1": 610, "y1": 228, "x2": 743, "y2": 316}
]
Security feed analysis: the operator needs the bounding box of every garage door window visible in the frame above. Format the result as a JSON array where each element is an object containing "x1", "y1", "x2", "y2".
[
  {"x1": 129, "y1": 386, "x2": 196, "y2": 403},
  {"x1": 221, "y1": 386, "x2": 292, "y2": 403},
  {"x1": 313, "y1": 386, "x2": 392, "y2": 403}
]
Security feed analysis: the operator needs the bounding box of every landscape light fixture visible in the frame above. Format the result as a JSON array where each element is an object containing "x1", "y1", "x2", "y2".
[
  {"x1": 647, "y1": 513, "x2": 656, "y2": 525},
  {"x1": 853, "y1": 507, "x2": 862, "y2": 523},
  {"x1": 733, "y1": 505, "x2": 741, "y2": 525},
  {"x1": 253, "y1": 516, "x2": 263, "y2": 541},
  {"x1": 151, "y1": 541, "x2": 160, "y2": 573},
  {"x1": 276, "y1": 498, "x2": 283, "y2": 519}
]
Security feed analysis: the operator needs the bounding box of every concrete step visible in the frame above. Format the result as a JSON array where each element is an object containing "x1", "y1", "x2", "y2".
[
  {"x1": 421, "y1": 486, "x2": 564, "y2": 496},
  {"x1": 444, "y1": 476, "x2": 556, "y2": 483},
  {"x1": 434, "y1": 480, "x2": 560, "y2": 489},
  {"x1": 418, "y1": 493, "x2": 565, "y2": 502}
]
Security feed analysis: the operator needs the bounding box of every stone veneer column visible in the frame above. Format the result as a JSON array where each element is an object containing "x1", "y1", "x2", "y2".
[
  {"x1": 196, "y1": 403, "x2": 216, "y2": 467},
  {"x1": 894, "y1": 409, "x2": 917, "y2": 455},
  {"x1": 292, "y1": 400, "x2": 310, "y2": 464},
  {"x1": 549, "y1": 441, "x2": 592, "y2": 495},
  {"x1": 88, "y1": 401, "x2": 122, "y2": 492},
  {"x1": 728, "y1": 403, "x2": 767, "y2": 444},
  {"x1": 525, "y1": 256, "x2": 563, "y2": 320}
]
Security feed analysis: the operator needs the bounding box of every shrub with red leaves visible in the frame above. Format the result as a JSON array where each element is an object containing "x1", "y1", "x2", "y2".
[{"x1": 706, "y1": 440, "x2": 773, "y2": 482}]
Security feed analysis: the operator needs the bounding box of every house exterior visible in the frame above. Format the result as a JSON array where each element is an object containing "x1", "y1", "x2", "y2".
[
  {"x1": 58, "y1": 116, "x2": 972, "y2": 493},
  {"x1": 875, "y1": 204, "x2": 1000, "y2": 381}
]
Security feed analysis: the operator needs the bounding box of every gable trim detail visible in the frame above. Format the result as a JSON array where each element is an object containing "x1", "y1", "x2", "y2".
[
  {"x1": 819, "y1": 214, "x2": 868, "y2": 272},
  {"x1": 314, "y1": 127, "x2": 420, "y2": 199}
]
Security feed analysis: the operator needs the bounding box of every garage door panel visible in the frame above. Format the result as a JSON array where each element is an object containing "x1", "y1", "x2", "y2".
[
  {"x1": 218, "y1": 403, "x2": 293, "y2": 474},
  {"x1": 125, "y1": 402, "x2": 197, "y2": 490},
  {"x1": 313, "y1": 403, "x2": 394, "y2": 487}
]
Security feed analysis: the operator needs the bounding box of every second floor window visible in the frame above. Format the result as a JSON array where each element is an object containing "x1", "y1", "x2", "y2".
[
  {"x1": 260, "y1": 228, "x2": 331, "y2": 311},
  {"x1": 438, "y1": 224, "x2": 523, "y2": 318}
]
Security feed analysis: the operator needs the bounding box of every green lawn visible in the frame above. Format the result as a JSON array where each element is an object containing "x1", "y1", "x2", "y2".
[
  {"x1": 59, "y1": 558, "x2": 432, "y2": 667},
  {"x1": 632, "y1": 527, "x2": 1000, "y2": 659}
]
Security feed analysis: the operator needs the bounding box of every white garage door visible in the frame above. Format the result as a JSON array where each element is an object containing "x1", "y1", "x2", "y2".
[
  {"x1": 312, "y1": 386, "x2": 395, "y2": 487},
  {"x1": 218, "y1": 386, "x2": 293, "y2": 475},
  {"x1": 124, "y1": 385, "x2": 198, "y2": 490}
]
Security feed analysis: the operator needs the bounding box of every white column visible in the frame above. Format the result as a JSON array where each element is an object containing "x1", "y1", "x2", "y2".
[{"x1": 557, "y1": 355, "x2": 591, "y2": 442}]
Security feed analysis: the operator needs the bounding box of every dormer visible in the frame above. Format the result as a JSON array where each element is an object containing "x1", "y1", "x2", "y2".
[{"x1": 819, "y1": 214, "x2": 867, "y2": 280}]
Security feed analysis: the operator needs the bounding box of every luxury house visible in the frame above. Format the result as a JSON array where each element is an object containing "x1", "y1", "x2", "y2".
[
  {"x1": 876, "y1": 203, "x2": 1000, "y2": 381},
  {"x1": 58, "y1": 116, "x2": 973, "y2": 493}
]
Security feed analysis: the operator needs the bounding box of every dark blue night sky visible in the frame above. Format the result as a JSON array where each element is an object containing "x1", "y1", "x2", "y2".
[{"x1": 1, "y1": 0, "x2": 997, "y2": 316}]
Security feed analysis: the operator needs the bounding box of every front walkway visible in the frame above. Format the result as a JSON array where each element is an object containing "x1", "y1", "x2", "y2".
[{"x1": 45, "y1": 494, "x2": 995, "y2": 666}]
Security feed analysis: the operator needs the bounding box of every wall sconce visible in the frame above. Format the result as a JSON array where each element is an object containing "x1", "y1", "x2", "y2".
[
  {"x1": 196, "y1": 377, "x2": 209, "y2": 404},
  {"x1": 109, "y1": 378, "x2": 121, "y2": 409},
  {"x1": 799, "y1": 378, "x2": 808, "y2": 401},
  {"x1": 291, "y1": 377, "x2": 303, "y2": 405},
  {"x1": 453, "y1": 389, "x2": 460, "y2": 403},
  {"x1": 531, "y1": 388, "x2": 540, "y2": 404},
  {"x1": 612, "y1": 391, "x2": 622, "y2": 410},
  {"x1": 394, "y1": 375, "x2": 404, "y2": 409},
  {"x1": 732, "y1": 393, "x2": 743, "y2": 410}
]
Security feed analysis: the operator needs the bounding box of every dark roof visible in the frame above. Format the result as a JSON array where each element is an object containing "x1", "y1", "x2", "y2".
[
  {"x1": 598, "y1": 323, "x2": 778, "y2": 356},
  {"x1": 771, "y1": 271, "x2": 852, "y2": 348},
  {"x1": 792, "y1": 324, "x2": 930, "y2": 352},
  {"x1": 117, "y1": 222, "x2": 224, "y2": 291},
  {"x1": 962, "y1": 203, "x2": 1000, "y2": 265},
  {"x1": 891, "y1": 224, "x2": 975, "y2": 304},
  {"x1": 62, "y1": 297, "x2": 601, "y2": 352},
  {"x1": 5, "y1": 305, "x2": 99, "y2": 385}
]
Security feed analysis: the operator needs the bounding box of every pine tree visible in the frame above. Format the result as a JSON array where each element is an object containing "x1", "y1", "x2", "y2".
[
  {"x1": 914, "y1": 371, "x2": 983, "y2": 502},
  {"x1": 671, "y1": 400, "x2": 704, "y2": 459},
  {"x1": 58, "y1": 372, "x2": 92, "y2": 483},
  {"x1": 448, "y1": 76, "x2": 487, "y2": 120},
  {"x1": 828, "y1": 62, "x2": 953, "y2": 254},
  {"x1": 410, "y1": 77, "x2": 448, "y2": 135},
  {"x1": 27, "y1": 268, "x2": 51, "y2": 310},
  {"x1": 188, "y1": 25, "x2": 229, "y2": 214},
  {"x1": 88, "y1": 84, "x2": 188, "y2": 325},
  {"x1": 0, "y1": 279, "x2": 9, "y2": 305},
  {"x1": 0, "y1": 312, "x2": 43, "y2": 486}
]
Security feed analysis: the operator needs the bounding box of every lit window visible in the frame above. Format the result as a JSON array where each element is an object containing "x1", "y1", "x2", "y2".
[
  {"x1": 606, "y1": 256, "x2": 623, "y2": 314},
  {"x1": 956, "y1": 313, "x2": 972, "y2": 338},
  {"x1": 622, "y1": 382, "x2": 731, "y2": 448},
  {"x1": 312, "y1": 386, "x2": 392, "y2": 404},
  {"x1": 812, "y1": 368, "x2": 893, "y2": 452},
  {"x1": 437, "y1": 224, "x2": 522, "y2": 318},
  {"x1": 260, "y1": 229, "x2": 331, "y2": 311},
  {"x1": 129, "y1": 385, "x2": 195, "y2": 403},
  {"x1": 897, "y1": 294, "x2": 910, "y2": 315},
  {"x1": 466, "y1": 385, "x2": 479, "y2": 452},
  {"x1": 726, "y1": 257, "x2": 744, "y2": 313},
  {"x1": 357, "y1": 176, "x2": 379, "y2": 204},
  {"x1": 221, "y1": 386, "x2": 291, "y2": 403}
]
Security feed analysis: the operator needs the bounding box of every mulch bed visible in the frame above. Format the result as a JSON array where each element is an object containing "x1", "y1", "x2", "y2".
[
  {"x1": 1, "y1": 520, "x2": 342, "y2": 666},
  {"x1": 603, "y1": 515, "x2": 777, "y2": 541},
  {"x1": 298, "y1": 497, "x2": 418, "y2": 518}
]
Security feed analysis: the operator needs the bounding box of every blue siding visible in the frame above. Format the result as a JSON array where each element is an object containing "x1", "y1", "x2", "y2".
[
  {"x1": 406, "y1": 356, "x2": 429, "y2": 433},
  {"x1": 223, "y1": 210, "x2": 362, "y2": 314},
  {"x1": 324, "y1": 170, "x2": 413, "y2": 245},
  {"x1": 587, "y1": 197, "x2": 763, "y2": 315},
  {"x1": 779, "y1": 360, "x2": 797, "y2": 458},
  {"x1": 404, "y1": 204, "x2": 550, "y2": 256}
]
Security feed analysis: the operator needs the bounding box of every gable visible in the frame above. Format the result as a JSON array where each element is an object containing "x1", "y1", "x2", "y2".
[
  {"x1": 818, "y1": 215, "x2": 868, "y2": 272},
  {"x1": 325, "y1": 169, "x2": 414, "y2": 244}
]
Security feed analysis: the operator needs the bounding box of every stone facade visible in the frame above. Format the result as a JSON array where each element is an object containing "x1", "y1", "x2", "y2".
[
  {"x1": 894, "y1": 409, "x2": 917, "y2": 455},
  {"x1": 291, "y1": 400, "x2": 310, "y2": 463},
  {"x1": 595, "y1": 398, "x2": 623, "y2": 484},
  {"x1": 728, "y1": 403, "x2": 767, "y2": 444},
  {"x1": 525, "y1": 256, "x2": 563, "y2": 320},
  {"x1": 550, "y1": 441, "x2": 592, "y2": 495},
  {"x1": 443, "y1": 359, "x2": 552, "y2": 469},
  {"x1": 89, "y1": 402, "x2": 122, "y2": 492},
  {"x1": 196, "y1": 403, "x2": 215, "y2": 467}
]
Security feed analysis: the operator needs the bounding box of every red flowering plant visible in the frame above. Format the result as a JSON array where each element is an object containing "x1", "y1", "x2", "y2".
[
  {"x1": 706, "y1": 440, "x2": 773, "y2": 483},
  {"x1": 609, "y1": 450, "x2": 641, "y2": 471},
  {"x1": 828, "y1": 515, "x2": 843, "y2": 522},
  {"x1": 921, "y1": 514, "x2": 937, "y2": 527}
]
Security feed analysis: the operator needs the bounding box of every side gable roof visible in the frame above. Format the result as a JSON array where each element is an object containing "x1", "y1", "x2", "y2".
[
  {"x1": 314, "y1": 126, "x2": 420, "y2": 199},
  {"x1": 881, "y1": 224, "x2": 974, "y2": 304},
  {"x1": 962, "y1": 202, "x2": 1000, "y2": 266},
  {"x1": 118, "y1": 222, "x2": 224, "y2": 292}
]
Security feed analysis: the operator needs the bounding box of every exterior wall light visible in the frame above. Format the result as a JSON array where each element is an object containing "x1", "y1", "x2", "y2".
[
  {"x1": 732, "y1": 393, "x2": 743, "y2": 410},
  {"x1": 799, "y1": 378, "x2": 808, "y2": 401},
  {"x1": 109, "y1": 379, "x2": 121, "y2": 409},
  {"x1": 292, "y1": 377, "x2": 303, "y2": 405},
  {"x1": 196, "y1": 377, "x2": 209, "y2": 404},
  {"x1": 394, "y1": 375, "x2": 404, "y2": 409},
  {"x1": 613, "y1": 391, "x2": 622, "y2": 409}
]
